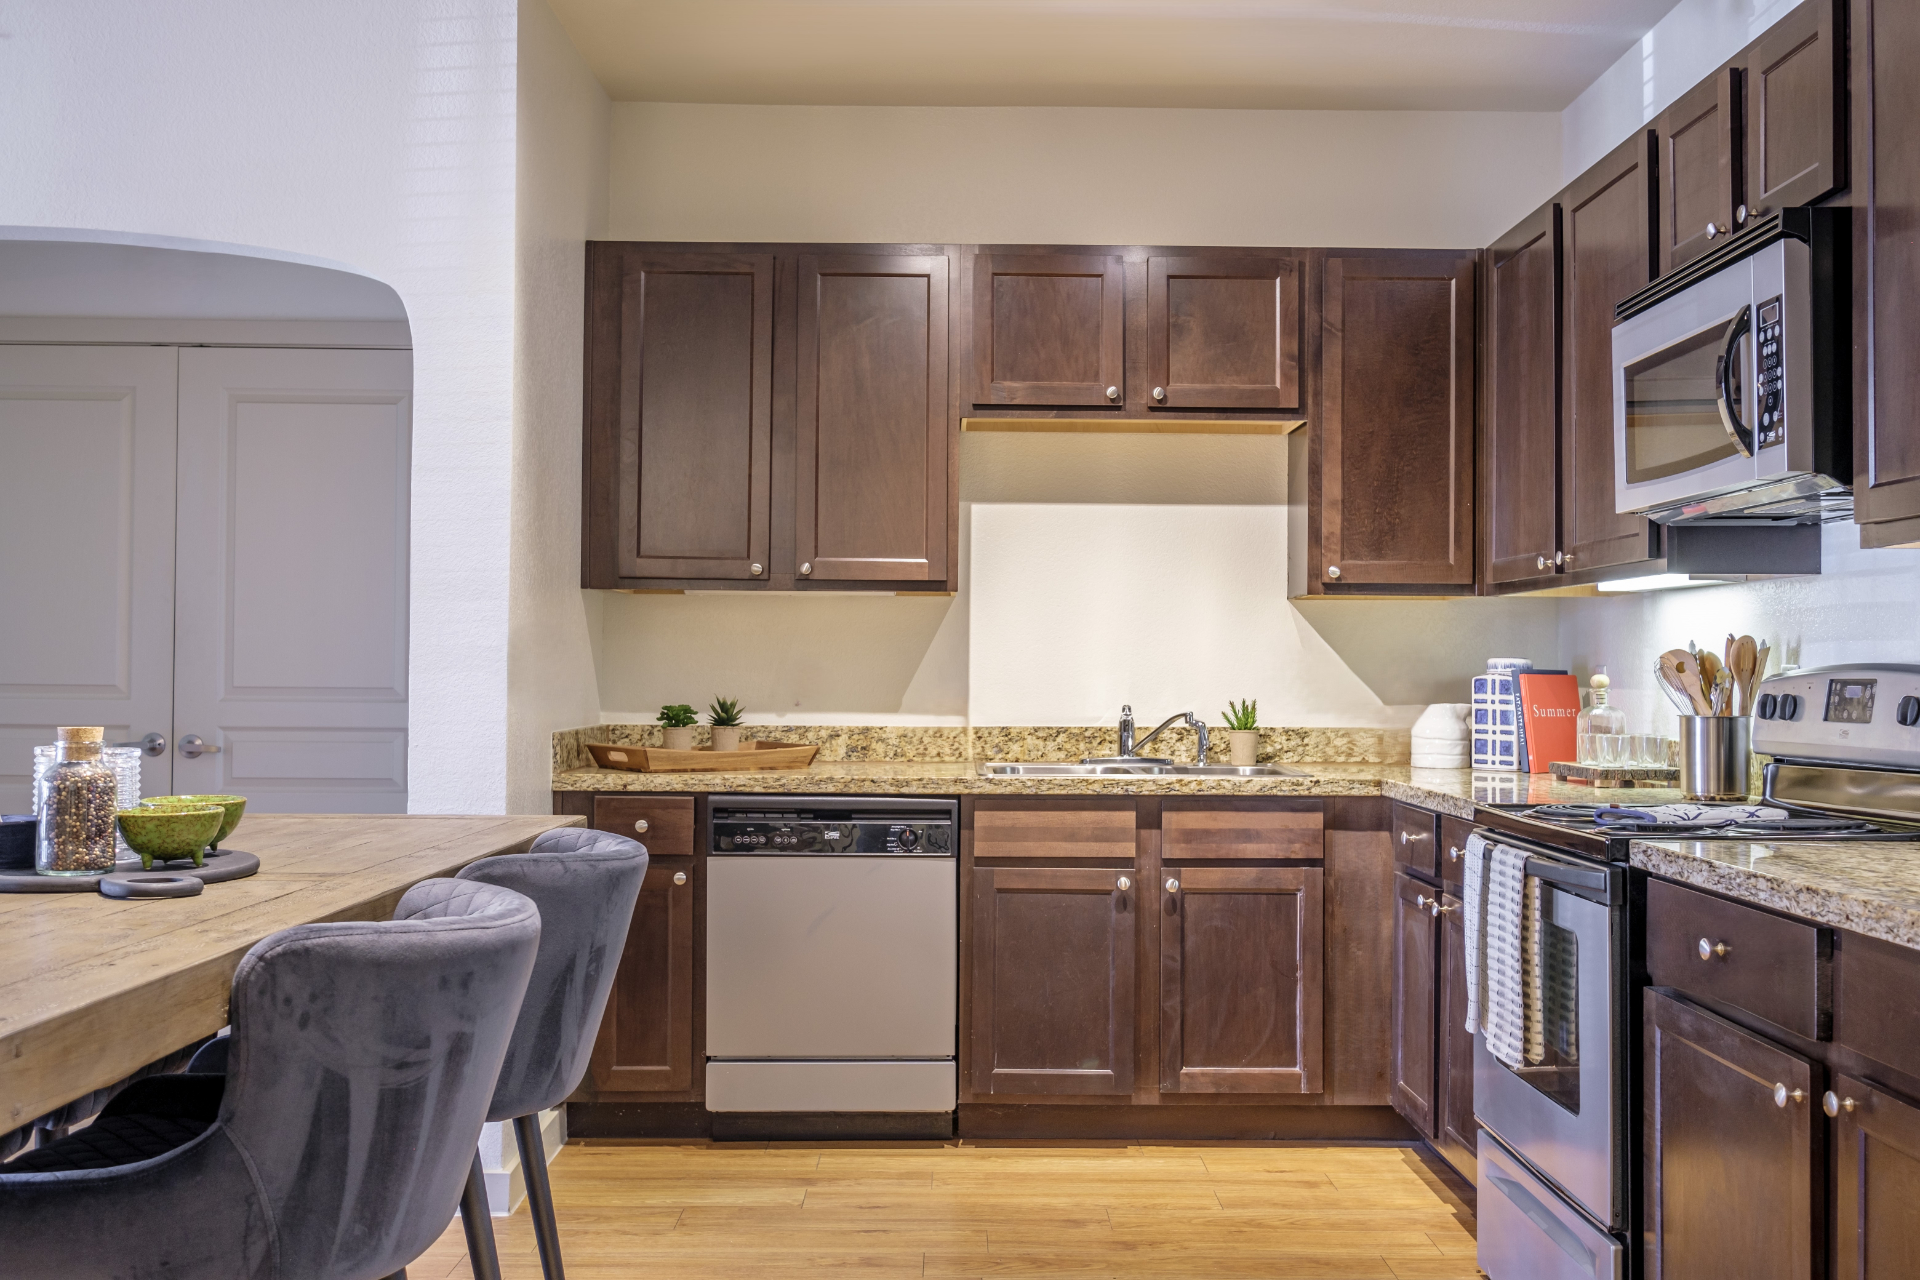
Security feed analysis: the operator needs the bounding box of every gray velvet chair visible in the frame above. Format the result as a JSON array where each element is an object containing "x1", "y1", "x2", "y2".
[
  {"x1": 453, "y1": 827, "x2": 649, "y2": 1280},
  {"x1": 0, "y1": 877, "x2": 541, "y2": 1280}
]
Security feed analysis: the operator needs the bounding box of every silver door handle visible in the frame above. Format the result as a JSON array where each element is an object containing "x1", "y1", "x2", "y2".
[
  {"x1": 672, "y1": 871, "x2": 687, "y2": 886},
  {"x1": 115, "y1": 733, "x2": 168, "y2": 758},
  {"x1": 178, "y1": 735, "x2": 221, "y2": 758},
  {"x1": 633, "y1": 819, "x2": 649, "y2": 834}
]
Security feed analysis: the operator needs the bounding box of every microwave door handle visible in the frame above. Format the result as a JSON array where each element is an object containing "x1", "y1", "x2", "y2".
[{"x1": 1715, "y1": 304, "x2": 1756, "y2": 458}]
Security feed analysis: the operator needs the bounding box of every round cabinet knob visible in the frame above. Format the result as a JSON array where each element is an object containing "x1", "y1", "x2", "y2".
[
  {"x1": 1736, "y1": 204, "x2": 1750, "y2": 225},
  {"x1": 1560, "y1": 551, "x2": 1573, "y2": 565},
  {"x1": 1431, "y1": 901, "x2": 1453, "y2": 917},
  {"x1": 633, "y1": 818, "x2": 649, "y2": 834},
  {"x1": 1824, "y1": 1091, "x2": 1857, "y2": 1117},
  {"x1": 800, "y1": 562, "x2": 812, "y2": 576},
  {"x1": 1116, "y1": 875, "x2": 1132, "y2": 892},
  {"x1": 1165, "y1": 877, "x2": 1180, "y2": 894},
  {"x1": 1151, "y1": 387, "x2": 1167, "y2": 402},
  {"x1": 1399, "y1": 831, "x2": 1410, "y2": 845},
  {"x1": 1698, "y1": 937, "x2": 1730, "y2": 961},
  {"x1": 750, "y1": 563, "x2": 764, "y2": 576},
  {"x1": 1416, "y1": 893, "x2": 1430, "y2": 908},
  {"x1": 1326, "y1": 565, "x2": 1342, "y2": 580},
  {"x1": 1537, "y1": 555, "x2": 1548, "y2": 571},
  {"x1": 1106, "y1": 386, "x2": 1121, "y2": 401},
  {"x1": 672, "y1": 871, "x2": 687, "y2": 886},
  {"x1": 1449, "y1": 846, "x2": 1463, "y2": 862},
  {"x1": 1774, "y1": 1083, "x2": 1805, "y2": 1108}
]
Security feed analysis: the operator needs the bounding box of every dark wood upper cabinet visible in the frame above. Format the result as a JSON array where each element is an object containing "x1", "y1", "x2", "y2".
[
  {"x1": 1159, "y1": 866, "x2": 1323, "y2": 1095},
  {"x1": 1318, "y1": 251, "x2": 1477, "y2": 589},
  {"x1": 1656, "y1": 70, "x2": 1742, "y2": 274},
  {"x1": 1146, "y1": 255, "x2": 1302, "y2": 410},
  {"x1": 971, "y1": 252, "x2": 1124, "y2": 407},
  {"x1": 1433, "y1": 888, "x2": 1475, "y2": 1177},
  {"x1": 1832, "y1": 1074, "x2": 1920, "y2": 1280},
  {"x1": 1562, "y1": 134, "x2": 1664, "y2": 577},
  {"x1": 1644, "y1": 988, "x2": 1821, "y2": 1280},
  {"x1": 1391, "y1": 872, "x2": 1438, "y2": 1136},
  {"x1": 1743, "y1": 0, "x2": 1847, "y2": 217},
  {"x1": 795, "y1": 254, "x2": 950, "y2": 583},
  {"x1": 968, "y1": 864, "x2": 1136, "y2": 1097},
  {"x1": 1851, "y1": 0, "x2": 1920, "y2": 535},
  {"x1": 1483, "y1": 203, "x2": 1564, "y2": 590},
  {"x1": 585, "y1": 247, "x2": 774, "y2": 586}
]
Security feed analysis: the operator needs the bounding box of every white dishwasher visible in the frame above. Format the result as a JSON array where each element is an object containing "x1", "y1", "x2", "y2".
[{"x1": 704, "y1": 796, "x2": 957, "y2": 1133}]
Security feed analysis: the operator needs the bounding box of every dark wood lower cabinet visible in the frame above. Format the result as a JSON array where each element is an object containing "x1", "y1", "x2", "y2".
[
  {"x1": 1645, "y1": 987, "x2": 1821, "y2": 1280},
  {"x1": 588, "y1": 855, "x2": 697, "y2": 1094},
  {"x1": 969, "y1": 865, "x2": 1136, "y2": 1097},
  {"x1": 1833, "y1": 1074, "x2": 1920, "y2": 1279},
  {"x1": 1390, "y1": 872, "x2": 1438, "y2": 1134},
  {"x1": 1433, "y1": 888, "x2": 1475, "y2": 1174},
  {"x1": 1159, "y1": 867, "x2": 1322, "y2": 1094}
]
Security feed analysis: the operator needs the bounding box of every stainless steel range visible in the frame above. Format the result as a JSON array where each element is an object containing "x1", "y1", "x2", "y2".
[{"x1": 1470, "y1": 663, "x2": 1920, "y2": 1280}]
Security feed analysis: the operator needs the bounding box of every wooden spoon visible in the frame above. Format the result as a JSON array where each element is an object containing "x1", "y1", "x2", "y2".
[
  {"x1": 1697, "y1": 650, "x2": 1723, "y2": 695},
  {"x1": 1660, "y1": 649, "x2": 1715, "y2": 716},
  {"x1": 1732, "y1": 635, "x2": 1760, "y2": 715}
]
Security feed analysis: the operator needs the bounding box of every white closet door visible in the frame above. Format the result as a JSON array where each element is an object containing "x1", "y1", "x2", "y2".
[
  {"x1": 172, "y1": 348, "x2": 411, "y2": 812},
  {"x1": 0, "y1": 347, "x2": 178, "y2": 811}
]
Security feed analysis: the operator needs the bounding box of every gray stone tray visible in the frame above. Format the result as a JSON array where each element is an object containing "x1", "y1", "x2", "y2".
[{"x1": 0, "y1": 849, "x2": 260, "y2": 894}]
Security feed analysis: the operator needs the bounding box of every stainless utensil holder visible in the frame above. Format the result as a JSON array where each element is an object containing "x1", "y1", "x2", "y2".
[{"x1": 1678, "y1": 716, "x2": 1752, "y2": 800}]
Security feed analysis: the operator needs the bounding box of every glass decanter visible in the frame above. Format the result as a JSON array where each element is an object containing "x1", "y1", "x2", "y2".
[{"x1": 1576, "y1": 669, "x2": 1628, "y2": 766}]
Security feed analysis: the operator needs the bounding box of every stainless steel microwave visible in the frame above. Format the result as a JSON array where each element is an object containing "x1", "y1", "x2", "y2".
[{"x1": 1610, "y1": 208, "x2": 1849, "y2": 524}]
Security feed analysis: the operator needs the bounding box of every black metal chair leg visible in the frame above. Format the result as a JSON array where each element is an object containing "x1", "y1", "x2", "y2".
[
  {"x1": 514, "y1": 1112, "x2": 567, "y2": 1280},
  {"x1": 461, "y1": 1149, "x2": 504, "y2": 1280}
]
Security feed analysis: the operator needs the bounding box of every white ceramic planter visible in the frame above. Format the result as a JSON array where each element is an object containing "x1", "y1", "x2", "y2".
[
  {"x1": 661, "y1": 726, "x2": 694, "y2": 751},
  {"x1": 710, "y1": 726, "x2": 742, "y2": 753},
  {"x1": 1228, "y1": 730, "x2": 1260, "y2": 767}
]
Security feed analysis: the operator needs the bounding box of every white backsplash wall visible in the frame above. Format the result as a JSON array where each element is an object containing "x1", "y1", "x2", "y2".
[{"x1": 1557, "y1": 523, "x2": 1920, "y2": 737}]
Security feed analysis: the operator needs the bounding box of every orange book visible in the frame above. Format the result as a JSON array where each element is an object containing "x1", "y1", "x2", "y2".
[{"x1": 1518, "y1": 672, "x2": 1581, "y2": 774}]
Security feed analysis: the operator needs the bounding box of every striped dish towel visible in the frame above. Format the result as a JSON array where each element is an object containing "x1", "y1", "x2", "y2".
[
  {"x1": 1462, "y1": 833, "x2": 1490, "y2": 1035},
  {"x1": 1483, "y1": 841, "x2": 1530, "y2": 1070},
  {"x1": 1524, "y1": 874, "x2": 1546, "y2": 1065}
]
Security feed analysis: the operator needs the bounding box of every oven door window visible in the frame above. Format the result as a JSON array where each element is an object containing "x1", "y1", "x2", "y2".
[
  {"x1": 1513, "y1": 896, "x2": 1581, "y2": 1115},
  {"x1": 1623, "y1": 321, "x2": 1744, "y2": 483}
]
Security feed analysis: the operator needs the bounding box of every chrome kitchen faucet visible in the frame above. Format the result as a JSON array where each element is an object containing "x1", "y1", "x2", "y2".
[{"x1": 1103, "y1": 704, "x2": 1208, "y2": 765}]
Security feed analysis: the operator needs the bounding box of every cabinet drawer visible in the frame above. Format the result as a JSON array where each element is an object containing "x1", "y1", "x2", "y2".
[
  {"x1": 1162, "y1": 798, "x2": 1322, "y2": 861},
  {"x1": 1439, "y1": 815, "x2": 1474, "y2": 890},
  {"x1": 594, "y1": 795, "x2": 697, "y2": 857},
  {"x1": 1835, "y1": 930, "x2": 1920, "y2": 1082},
  {"x1": 969, "y1": 798, "x2": 1136, "y2": 861},
  {"x1": 1647, "y1": 879, "x2": 1828, "y2": 1039},
  {"x1": 1391, "y1": 803, "x2": 1440, "y2": 879}
]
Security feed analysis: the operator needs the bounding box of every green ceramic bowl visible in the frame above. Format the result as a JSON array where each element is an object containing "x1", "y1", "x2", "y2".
[
  {"x1": 140, "y1": 794, "x2": 245, "y2": 848},
  {"x1": 117, "y1": 806, "x2": 222, "y2": 870}
]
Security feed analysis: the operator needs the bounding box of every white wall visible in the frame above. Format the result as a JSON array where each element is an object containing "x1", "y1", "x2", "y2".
[
  {"x1": 0, "y1": 0, "x2": 519, "y2": 812},
  {"x1": 1561, "y1": 0, "x2": 1804, "y2": 183},
  {"x1": 507, "y1": 0, "x2": 610, "y2": 811},
  {"x1": 597, "y1": 103, "x2": 1567, "y2": 728}
]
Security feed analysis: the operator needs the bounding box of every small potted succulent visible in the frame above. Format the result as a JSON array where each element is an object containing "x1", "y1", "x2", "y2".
[
  {"x1": 708, "y1": 697, "x2": 746, "y2": 753},
  {"x1": 657, "y1": 704, "x2": 698, "y2": 751},
  {"x1": 1222, "y1": 699, "x2": 1260, "y2": 766}
]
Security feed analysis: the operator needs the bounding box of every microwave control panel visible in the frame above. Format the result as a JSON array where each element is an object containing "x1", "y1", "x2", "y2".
[{"x1": 1756, "y1": 295, "x2": 1785, "y2": 448}]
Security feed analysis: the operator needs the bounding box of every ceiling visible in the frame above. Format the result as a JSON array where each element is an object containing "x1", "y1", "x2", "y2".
[{"x1": 548, "y1": 0, "x2": 1678, "y2": 111}]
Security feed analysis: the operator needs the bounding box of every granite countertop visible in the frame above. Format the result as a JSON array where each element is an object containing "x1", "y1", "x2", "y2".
[
  {"x1": 1631, "y1": 837, "x2": 1920, "y2": 950},
  {"x1": 552, "y1": 759, "x2": 1683, "y2": 822}
]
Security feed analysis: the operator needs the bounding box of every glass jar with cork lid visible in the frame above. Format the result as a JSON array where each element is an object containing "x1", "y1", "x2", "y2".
[{"x1": 36, "y1": 726, "x2": 120, "y2": 876}]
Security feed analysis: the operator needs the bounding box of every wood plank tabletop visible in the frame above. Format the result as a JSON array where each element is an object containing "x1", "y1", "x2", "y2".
[{"x1": 0, "y1": 813, "x2": 584, "y2": 1130}]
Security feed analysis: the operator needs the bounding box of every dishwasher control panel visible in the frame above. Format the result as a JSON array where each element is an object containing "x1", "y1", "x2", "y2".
[{"x1": 710, "y1": 801, "x2": 955, "y2": 856}]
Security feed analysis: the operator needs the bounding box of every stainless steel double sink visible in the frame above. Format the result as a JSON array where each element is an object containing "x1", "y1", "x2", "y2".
[{"x1": 978, "y1": 760, "x2": 1308, "y2": 778}]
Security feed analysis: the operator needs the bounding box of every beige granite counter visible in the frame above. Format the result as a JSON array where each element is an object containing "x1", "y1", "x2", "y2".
[{"x1": 1631, "y1": 837, "x2": 1920, "y2": 950}]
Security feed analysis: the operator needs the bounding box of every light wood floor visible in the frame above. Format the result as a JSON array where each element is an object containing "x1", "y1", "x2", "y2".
[{"x1": 410, "y1": 1140, "x2": 1483, "y2": 1279}]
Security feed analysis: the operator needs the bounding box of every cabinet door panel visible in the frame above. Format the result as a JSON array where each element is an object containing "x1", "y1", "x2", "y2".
[
  {"x1": 796, "y1": 254, "x2": 950, "y2": 582},
  {"x1": 1563, "y1": 135, "x2": 1663, "y2": 575},
  {"x1": 1657, "y1": 71, "x2": 1739, "y2": 274},
  {"x1": 1853, "y1": 0, "x2": 1920, "y2": 526},
  {"x1": 1391, "y1": 872, "x2": 1438, "y2": 1134},
  {"x1": 1833, "y1": 1074, "x2": 1920, "y2": 1280},
  {"x1": 1320, "y1": 253, "x2": 1476, "y2": 586},
  {"x1": 1159, "y1": 867, "x2": 1323, "y2": 1094},
  {"x1": 1645, "y1": 988, "x2": 1820, "y2": 1280},
  {"x1": 1746, "y1": 0, "x2": 1845, "y2": 215},
  {"x1": 972, "y1": 254, "x2": 1124, "y2": 407},
  {"x1": 1483, "y1": 203, "x2": 1564, "y2": 589},
  {"x1": 1161, "y1": 797, "x2": 1322, "y2": 861},
  {"x1": 613, "y1": 251, "x2": 773, "y2": 581},
  {"x1": 589, "y1": 855, "x2": 696, "y2": 1094},
  {"x1": 1147, "y1": 256, "x2": 1301, "y2": 409},
  {"x1": 970, "y1": 865, "x2": 1135, "y2": 1096},
  {"x1": 971, "y1": 798, "x2": 1137, "y2": 861},
  {"x1": 1434, "y1": 889, "x2": 1476, "y2": 1176}
]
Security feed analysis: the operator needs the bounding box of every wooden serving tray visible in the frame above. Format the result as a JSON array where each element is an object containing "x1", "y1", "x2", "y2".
[
  {"x1": 586, "y1": 741, "x2": 820, "y2": 773},
  {"x1": 1548, "y1": 760, "x2": 1681, "y2": 790}
]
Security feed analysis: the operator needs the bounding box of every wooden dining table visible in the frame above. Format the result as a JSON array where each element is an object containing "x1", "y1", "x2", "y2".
[{"x1": 0, "y1": 813, "x2": 583, "y2": 1131}]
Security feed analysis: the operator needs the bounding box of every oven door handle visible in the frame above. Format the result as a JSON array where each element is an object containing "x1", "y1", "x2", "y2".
[
  {"x1": 1715, "y1": 303, "x2": 1756, "y2": 458},
  {"x1": 1524, "y1": 853, "x2": 1613, "y2": 898}
]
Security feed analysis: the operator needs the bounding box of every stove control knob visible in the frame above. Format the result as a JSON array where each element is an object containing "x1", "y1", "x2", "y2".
[
  {"x1": 1779, "y1": 693, "x2": 1802, "y2": 721},
  {"x1": 1757, "y1": 693, "x2": 1778, "y2": 720},
  {"x1": 1900, "y1": 696, "x2": 1920, "y2": 728}
]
